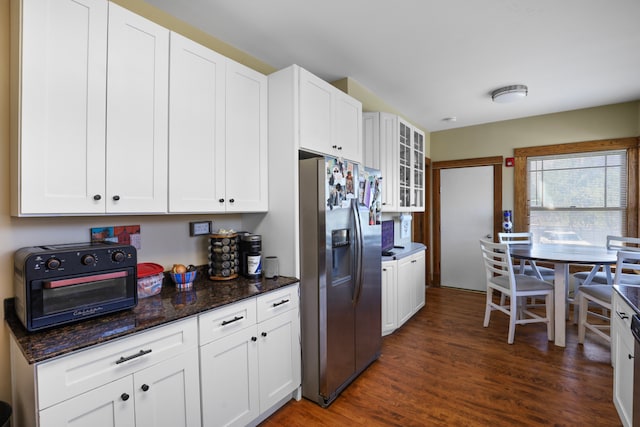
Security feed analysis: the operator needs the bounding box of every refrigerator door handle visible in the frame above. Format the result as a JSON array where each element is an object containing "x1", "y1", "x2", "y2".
[{"x1": 351, "y1": 199, "x2": 364, "y2": 305}]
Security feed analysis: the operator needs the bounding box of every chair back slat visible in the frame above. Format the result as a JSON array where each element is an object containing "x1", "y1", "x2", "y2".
[
  {"x1": 607, "y1": 235, "x2": 640, "y2": 251},
  {"x1": 498, "y1": 232, "x2": 532, "y2": 245},
  {"x1": 614, "y1": 250, "x2": 640, "y2": 285},
  {"x1": 480, "y1": 240, "x2": 515, "y2": 291}
]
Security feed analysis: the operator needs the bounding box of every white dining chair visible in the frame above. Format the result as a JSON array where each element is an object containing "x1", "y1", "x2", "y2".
[
  {"x1": 571, "y1": 236, "x2": 640, "y2": 323},
  {"x1": 479, "y1": 239, "x2": 554, "y2": 344},
  {"x1": 577, "y1": 250, "x2": 640, "y2": 347},
  {"x1": 573, "y1": 235, "x2": 640, "y2": 287}
]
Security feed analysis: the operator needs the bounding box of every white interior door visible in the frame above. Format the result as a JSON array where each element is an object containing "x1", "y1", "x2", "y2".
[{"x1": 441, "y1": 166, "x2": 494, "y2": 291}]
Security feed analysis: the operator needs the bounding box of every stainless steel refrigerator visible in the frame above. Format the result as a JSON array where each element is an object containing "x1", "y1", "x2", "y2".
[{"x1": 299, "y1": 156, "x2": 382, "y2": 407}]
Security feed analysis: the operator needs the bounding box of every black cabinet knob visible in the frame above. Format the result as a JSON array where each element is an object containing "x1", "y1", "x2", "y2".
[
  {"x1": 229, "y1": 198, "x2": 235, "y2": 203},
  {"x1": 219, "y1": 198, "x2": 225, "y2": 203},
  {"x1": 141, "y1": 384, "x2": 150, "y2": 392},
  {"x1": 93, "y1": 194, "x2": 102, "y2": 201},
  {"x1": 251, "y1": 336, "x2": 257, "y2": 342},
  {"x1": 261, "y1": 332, "x2": 267, "y2": 337},
  {"x1": 121, "y1": 393, "x2": 130, "y2": 401},
  {"x1": 113, "y1": 195, "x2": 120, "y2": 201}
]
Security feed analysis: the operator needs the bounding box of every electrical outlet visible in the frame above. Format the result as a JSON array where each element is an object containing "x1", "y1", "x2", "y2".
[{"x1": 190, "y1": 221, "x2": 212, "y2": 236}]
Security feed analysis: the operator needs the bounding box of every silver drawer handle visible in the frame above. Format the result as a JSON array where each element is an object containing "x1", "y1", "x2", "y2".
[{"x1": 116, "y1": 349, "x2": 152, "y2": 364}]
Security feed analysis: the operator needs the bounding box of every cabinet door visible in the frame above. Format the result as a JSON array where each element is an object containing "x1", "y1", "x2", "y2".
[
  {"x1": 362, "y1": 113, "x2": 380, "y2": 169},
  {"x1": 168, "y1": 32, "x2": 226, "y2": 213},
  {"x1": 134, "y1": 350, "x2": 201, "y2": 427},
  {"x1": 106, "y1": 3, "x2": 169, "y2": 213},
  {"x1": 17, "y1": 0, "x2": 107, "y2": 215},
  {"x1": 334, "y1": 91, "x2": 362, "y2": 164},
  {"x1": 299, "y1": 68, "x2": 333, "y2": 154},
  {"x1": 381, "y1": 260, "x2": 397, "y2": 336},
  {"x1": 412, "y1": 252, "x2": 426, "y2": 312},
  {"x1": 257, "y1": 309, "x2": 301, "y2": 412},
  {"x1": 200, "y1": 326, "x2": 259, "y2": 427},
  {"x1": 613, "y1": 323, "x2": 634, "y2": 427},
  {"x1": 398, "y1": 118, "x2": 412, "y2": 210},
  {"x1": 613, "y1": 293, "x2": 634, "y2": 426},
  {"x1": 411, "y1": 128, "x2": 426, "y2": 212},
  {"x1": 225, "y1": 61, "x2": 269, "y2": 212},
  {"x1": 379, "y1": 113, "x2": 399, "y2": 211},
  {"x1": 396, "y1": 255, "x2": 415, "y2": 327},
  {"x1": 40, "y1": 376, "x2": 135, "y2": 427}
]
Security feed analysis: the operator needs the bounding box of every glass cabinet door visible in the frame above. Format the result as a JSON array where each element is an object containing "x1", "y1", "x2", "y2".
[
  {"x1": 399, "y1": 121, "x2": 411, "y2": 208},
  {"x1": 412, "y1": 129, "x2": 424, "y2": 210}
]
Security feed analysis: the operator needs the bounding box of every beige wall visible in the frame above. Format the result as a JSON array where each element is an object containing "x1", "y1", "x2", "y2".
[{"x1": 431, "y1": 101, "x2": 640, "y2": 209}]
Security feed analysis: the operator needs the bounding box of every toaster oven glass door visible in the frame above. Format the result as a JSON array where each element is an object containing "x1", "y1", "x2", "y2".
[
  {"x1": 28, "y1": 267, "x2": 137, "y2": 329},
  {"x1": 42, "y1": 271, "x2": 130, "y2": 315}
]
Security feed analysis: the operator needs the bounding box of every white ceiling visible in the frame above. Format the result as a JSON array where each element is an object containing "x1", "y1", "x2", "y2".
[{"x1": 146, "y1": 0, "x2": 640, "y2": 132}]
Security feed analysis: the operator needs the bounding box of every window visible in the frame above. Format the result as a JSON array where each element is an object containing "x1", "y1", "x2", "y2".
[
  {"x1": 528, "y1": 150, "x2": 627, "y2": 245},
  {"x1": 513, "y1": 137, "x2": 639, "y2": 243}
]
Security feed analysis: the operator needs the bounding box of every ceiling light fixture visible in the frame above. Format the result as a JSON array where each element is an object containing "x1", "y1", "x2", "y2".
[{"x1": 491, "y1": 85, "x2": 528, "y2": 103}]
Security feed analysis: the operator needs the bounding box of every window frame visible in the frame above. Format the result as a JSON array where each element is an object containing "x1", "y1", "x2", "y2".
[{"x1": 513, "y1": 137, "x2": 639, "y2": 238}]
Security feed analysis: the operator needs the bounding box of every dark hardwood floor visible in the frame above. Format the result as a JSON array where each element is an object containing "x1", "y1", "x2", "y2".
[{"x1": 260, "y1": 287, "x2": 621, "y2": 427}]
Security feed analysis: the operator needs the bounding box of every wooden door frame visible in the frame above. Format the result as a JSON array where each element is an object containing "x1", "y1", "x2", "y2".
[{"x1": 432, "y1": 156, "x2": 503, "y2": 287}]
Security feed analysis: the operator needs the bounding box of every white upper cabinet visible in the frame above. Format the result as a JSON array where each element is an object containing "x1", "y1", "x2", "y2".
[
  {"x1": 363, "y1": 112, "x2": 424, "y2": 212},
  {"x1": 12, "y1": 0, "x2": 169, "y2": 215},
  {"x1": 223, "y1": 60, "x2": 268, "y2": 212},
  {"x1": 13, "y1": 0, "x2": 108, "y2": 215},
  {"x1": 168, "y1": 32, "x2": 226, "y2": 213},
  {"x1": 13, "y1": 0, "x2": 267, "y2": 216},
  {"x1": 297, "y1": 66, "x2": 362, "y2": 163},
  {"x1": 106, "y1": 3, "x2": 169, "y2": 214},
  {"x1": 363, "y1": 112, "x2": 399, "y2": 211},
  {"x1": 168, "y1": 33, "x2": 268, "y2": 213}
]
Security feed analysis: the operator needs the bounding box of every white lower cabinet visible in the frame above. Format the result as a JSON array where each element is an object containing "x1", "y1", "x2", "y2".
[
  {"x1": 9, "y1": 287, "x2": 301, "y2": 427},
  {"x1": 40, "y1": 376, "x2": 135, "y2": 427},
  {"x1": 199, "y1": 284, "x2": 301, "y2": 427},
  {"x1": 11, "y1": 317, "x2": 200, "y2": 427},
  {"x1": 381, "y1": 250, "x2": 426, "y2": 336},
  {"x1": 39, "y1": 351, "x2": 201, "y2": 427},
  {"x1": 612, "y1": 291, "x2": 634, "y2": 427},
  {"x1": 381, "y1": 260, "x2": 397, "y2": 336}
]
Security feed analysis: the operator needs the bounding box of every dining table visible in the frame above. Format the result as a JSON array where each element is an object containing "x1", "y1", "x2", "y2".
[{"x1": 509, "y1": 243, "x2": 618, "y2": 347}]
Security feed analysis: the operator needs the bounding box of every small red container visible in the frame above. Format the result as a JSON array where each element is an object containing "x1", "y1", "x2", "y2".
[{"x1": 137, "y1": 263, "x2": 164, "y2": 298}]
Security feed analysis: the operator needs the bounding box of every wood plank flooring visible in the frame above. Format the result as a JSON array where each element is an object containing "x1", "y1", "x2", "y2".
[{"x1": 260, "y1": 287, "x2": 621, "y2": 426}]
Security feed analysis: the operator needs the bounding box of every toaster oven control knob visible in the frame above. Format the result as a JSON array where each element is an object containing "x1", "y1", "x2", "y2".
[
  {"x1": 45, "y1": 257, "x2": 61, "y2": 270},
  {"x1": 112, "y1": 251, "x2": 126, "y2": 263},
  {"x1": 81, "y1": 254, "x2": 96, "y2": 265}
]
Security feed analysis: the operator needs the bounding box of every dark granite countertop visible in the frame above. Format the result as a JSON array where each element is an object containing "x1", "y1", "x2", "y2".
[
  {"x1": 5, "y1": 269, "x2": 299, "y2": 364},
  {"x1": 614, "y1": 284, "x2": 640, "y2": 315}
]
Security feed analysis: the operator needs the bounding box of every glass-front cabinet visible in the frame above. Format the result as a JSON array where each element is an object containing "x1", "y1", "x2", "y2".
[
  {"x1": 398, "y1": 118, "x2": 425, "y2": 211},
  {"x1": 362, "y1": 113, "x2": 425, "y2": 212},
  {"x1": 412, "y1": 128, "x2": 425, "y2": 210}
]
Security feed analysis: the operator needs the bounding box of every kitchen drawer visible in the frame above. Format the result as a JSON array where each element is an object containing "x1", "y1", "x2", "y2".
[
  {"x1": 199, "y1": 297, "x2": 257, "y2": 346},
  {"x1": 256, "y1": 284, "x2": 299, "y2": 323},
  {"x1": 613, "y1": 293, "x2": 634, "y2": 330},
  {"x1": 37, "y1": 317, "x2": 197, "y2": 410}
]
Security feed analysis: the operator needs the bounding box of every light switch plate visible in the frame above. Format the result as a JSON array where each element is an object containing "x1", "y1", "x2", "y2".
[{"x1": 190, "y1": 221, "x2": 212, "y2": 236}]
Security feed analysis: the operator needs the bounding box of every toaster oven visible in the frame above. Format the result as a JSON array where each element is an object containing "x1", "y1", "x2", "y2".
[{"x1": 13, "y1": 242, "x2": 138, "y2": 331}]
